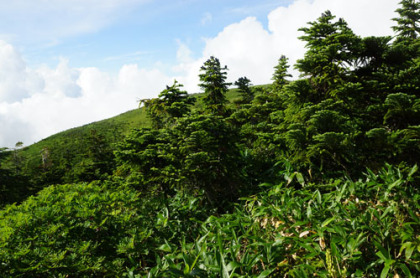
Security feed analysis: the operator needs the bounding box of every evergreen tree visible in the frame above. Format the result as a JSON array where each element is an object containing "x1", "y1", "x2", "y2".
[
  {"x1": 158, "y1": 80, "x2": 195, "y2": 119},
  {"x1": 393, "y1": 0, "x2": 420, "y2": 40},
  {"x1": 140, "y1": 98, "x2": 166, "y2": 129},
  {"x1": 272, "y1": 55, "x2": 292, "y2": 91},
  {"x1": 296, "y1": 11, "x2": 361, "y2": 96},
  {"x1": 199, "y1": 56, "x2": 231, "y2": 115},
  {"x1": 234, "y1": 76, "x2": 254, "y2": 103},
  {"x1": 0, "y1": 147, "x2": 28, "y2": 206},
  {"x1": 141, "y1": 80, "x2": 195, "y2": 128}
]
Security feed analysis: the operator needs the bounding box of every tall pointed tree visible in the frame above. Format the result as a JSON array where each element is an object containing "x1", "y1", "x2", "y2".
[
  {"x1": 272, "y1": 55, "x2": 292, "y2": 92},
  {"x1": 295, "y1": 11, "x2": 361, "y2": 96},
  {"x1": 199, "y1": 56, "x2": 231, "y2": 115},
  {"x1": 392, "y1": 0, "x2": 420, "y2": 40}
]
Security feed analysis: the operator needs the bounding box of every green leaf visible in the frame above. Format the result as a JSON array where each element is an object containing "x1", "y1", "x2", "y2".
[
  {"x1": 183, "y1": 263, "x2": 190, "y2": 275},
  {"x1": 380, "y1": 264, "x2": 390, "y2": 278},
  {"x1": 158, "y1": 242, "x2": 172, "y2": 253},
  {"x1": 407, "y1": 164, "x2": 418, "y2": 179},
  {"x1": 257, "y1": 269, "x2": 274, "y2": 278},
  {"x1": 296, "y1": 172, "x2": 305, "y2": 186},
  {"x1": 216, "y1": 229, "x2": 230, "y2": 278},
  {"x1": 321, "y1": 217, "x2": 335, "y2": 228},
  {"x1": 380, "y1": 207, "x2": 393, "y2": 219},
  {"x1": 314, "y1": 190, "x2": 322, "y2": 204},
  {"x1": 306, "y1": 204, "x2": 312, "y2": 219},
  {"x1": 400, "y1": 242, "x2": 415, "y2": 260},
  {"x1": 375, "y1": 242, "x2": 392, "y2": 264},
  {"x1": 398, "y1": 263, "x2": 412, "y2": 278},
  {"x1": 387, "y1": 179, "x2": 402, "y2": 191}
]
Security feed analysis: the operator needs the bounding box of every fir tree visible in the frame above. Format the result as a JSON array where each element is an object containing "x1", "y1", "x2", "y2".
[
  {"x1": 393, "y1": 0, "x2": 420, "y2": 40},
  {"x1": 296, "y1": 11, "x2": 361, "y2": 96},
  {"x1": 234, "y1": 76, "x2": 254, "y2": 103},
  {"x1": 272, "y1": 55, "x2": 292, "y2": 92},
  {"x1": 199, "y1": 56, "x2": 231, "y2": 115}
]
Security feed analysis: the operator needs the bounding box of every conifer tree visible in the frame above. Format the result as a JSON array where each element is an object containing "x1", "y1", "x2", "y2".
[
  {"x1": 234, "y1": 76, "x2": 254, "y2": 103},
  {"x1": 272, "y1": 55, "x2": 292, "y2": 91},
  {"x1": 199, "y1": 56, "x2": 231, "y2": 115},
  {"x1": 296, "y1": 11, "x2": 361, "y2": 96},
  {"x1": 393, "y1": 0, "x2": 420, "y2": 40},
  {"x1": 141, "y1": 80, "x2": 195, "y2": 128},
  {"x1": 158, "y1": 80, "x2": 195, "y2": 119}
]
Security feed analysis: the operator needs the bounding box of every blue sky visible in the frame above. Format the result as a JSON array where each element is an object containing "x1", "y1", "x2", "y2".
[
  {"x1": 5, "y1": 0, "x2": 289, "y2": 71},
  {"x1": 0, "y1": 0, "x2": 400, "y2": 147}
]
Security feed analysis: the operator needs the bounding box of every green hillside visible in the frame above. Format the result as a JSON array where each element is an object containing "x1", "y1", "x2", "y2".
[
  {"x1": 22, "y1": 107, "x2": 150, "y2": 163},
  {"x1": 0, "y1": 107, "x2": 149, "y2": 202},
  {"x1": 0, "y1": 3, "x2": 419, "y2": 277},
  {"x1": 22, "y1": 87, "x2": 246, "y2": 159},
  {"x1": 0, "y1": 89, "x2": 249, "y2": 205}
]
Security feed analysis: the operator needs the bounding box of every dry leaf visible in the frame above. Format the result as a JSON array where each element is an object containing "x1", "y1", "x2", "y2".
[
  {"x1": 319, "y1": 237, "x2": 326, "y2": 250},
  {"x1": 299, "y1": 230, "x2": 310, "y2": 238}
]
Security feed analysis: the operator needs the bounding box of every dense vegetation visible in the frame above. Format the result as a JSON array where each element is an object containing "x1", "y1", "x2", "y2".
[{"x1": 0, "y1": 1, "x2": 419, "y2": 276}]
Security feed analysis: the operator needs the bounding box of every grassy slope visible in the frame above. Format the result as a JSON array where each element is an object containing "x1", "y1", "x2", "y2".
[
  {"x1": 21, "y1": 107, "x2": 150, "y2": 160},
  {"x1": 2, "y1": 85, "x2": 269, "y2": 194},
  {"x1": 18, "y1": 86, "x2": 256, "y2": 162}
]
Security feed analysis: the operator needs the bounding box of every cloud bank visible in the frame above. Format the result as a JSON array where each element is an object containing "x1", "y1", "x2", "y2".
[
  {"x1": 0, "y1": 0, "x2": 400, "y2": 147},
  {"x1": 0, "y1": 42, "x2": 171, "y2": 147},
  {"x1": 176, "y1": 0, "x2": 399, "y2": 91}
]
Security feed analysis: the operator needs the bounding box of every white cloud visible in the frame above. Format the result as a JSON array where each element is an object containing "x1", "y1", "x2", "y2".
[
  {"x1": 0, "y1": 41, "x2": 44, "y2": 103},
  {"x1": 0, "y1": 0, "x2": 401, "y2": 147},
  {"x1": 37, "y1": 58, "x2": 82, "y2": 98},
  {"x1": 178, "y1": 0, "x2": 399, "y2": 91},
  {"x1": 202, "y1": 16, "x2": 277, "y2": 86},
  {"x1": 0, "y1": 41, "x2": 171, "y2": 148}
]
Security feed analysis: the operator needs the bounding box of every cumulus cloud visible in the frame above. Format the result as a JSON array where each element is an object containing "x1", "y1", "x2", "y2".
[
  {"x1": 203, "y1": 17, "x2": 276, "y2": 85},
  {"x1": 178, "y1": 0, "x2": 399, "y2": 92},
  {"x1": 0, "y1": 41, "x2": 44, "y2": 103},
  {"x1": 37, "y1": 59, "x2": 82, "y2": 98},
  {"x1": 0, "y1": 0, "x2": 401, "y2": 147},
  {"x1": 0, "y1": 41, "x2": 171, "y2": 148}
]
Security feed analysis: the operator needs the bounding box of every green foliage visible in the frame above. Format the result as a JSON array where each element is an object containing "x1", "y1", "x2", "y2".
[
  {"x1": 152, "y1": 164, "x2": 419, "y2": 277},
  {"x1": 384, "y1": 93, "x2": 420, "y2": 129},
  {"x1": 115, "y1": 114, "x2": 244, "y2": 209},
  {"x1": 1, "y1": 3, "x2": 420, "y2": 276},
  {"x1": 1, "y1": 163, "x2": 417, "y2": 277},
  {"x1": 199, "y1": 56, "x2": 231, "y2": 115},
  {"x1": 114, "y1": 127, "x2": 178, "y2": 211},
  {"x1": 175, "y1": 114, "x2": 243, "y2": 207},
  {"x1": 0, "y1": 148, "x2": 29, "y2": 206},
  {"x1": 272, "y1": 55, "x2": 292, "y2": 91},
  {"x1": 234, "y1": 76, "x2": 254, "y2": 103},
  {"x1": 141, "y1": 80, "x2": 195, "y2": 129},
  {"x1": 0, "y1": 182, "x2": 146, "y2": 276},
  {"x1": 392, "y1": 0, "x2": 420, "y2": 40},
  {"x1": 296, "y1": 11, "x2": 361, "y2": 95}
]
